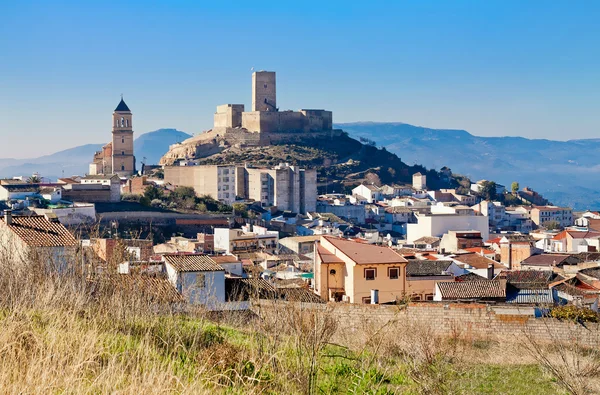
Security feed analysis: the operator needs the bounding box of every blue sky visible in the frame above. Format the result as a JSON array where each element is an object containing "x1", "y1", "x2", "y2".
[{"x1": 1, "y1": 0, "x2": 599, "y2": 158}]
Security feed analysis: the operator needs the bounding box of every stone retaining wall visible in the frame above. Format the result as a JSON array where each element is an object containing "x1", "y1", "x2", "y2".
[{"x1": 252, "y1": 301, "x2": 600, "y2": 344}]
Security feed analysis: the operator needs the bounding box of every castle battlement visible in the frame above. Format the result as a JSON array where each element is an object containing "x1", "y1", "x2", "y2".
[{"x1": 213, "y1": 71, "x2": 332, "y2": 134}]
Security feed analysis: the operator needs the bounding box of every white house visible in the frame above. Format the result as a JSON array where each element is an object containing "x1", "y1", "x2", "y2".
[
  {"x1": 39, "y1": 187, "x2": 62, "y2": 203},
  {"x1": 0, "y1": 182, "x2": 38, "y2": 201},
  {"x1": 214, "y1": 225, "x2": 279, "y2": 254},
  {"x1": 163, "y1": 254, "x2": 225, "y2": 309},
  {"x1": 351, "y1": 184, "x2": 382, "y2": 203},
  {"x1": 406, "y1": 212, "x2": 489, "y2": 244}
]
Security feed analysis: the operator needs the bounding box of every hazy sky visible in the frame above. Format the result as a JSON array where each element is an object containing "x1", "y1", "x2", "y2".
[{"x1": 1, "y1": 1, "x2": 599, "y2": 158}]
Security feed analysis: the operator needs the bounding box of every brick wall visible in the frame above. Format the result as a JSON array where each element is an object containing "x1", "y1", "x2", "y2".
[{"x1": 252, "y1": 300, "x2": 600, "y2": 344}]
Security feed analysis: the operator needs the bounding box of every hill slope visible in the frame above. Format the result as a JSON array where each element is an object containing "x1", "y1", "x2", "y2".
[
  {"x1": 337, "y1": 122, "x2": 600, "y2": 209},
  {"x1": 163, "y1": 130, "x2": 453, "y2": 193}
]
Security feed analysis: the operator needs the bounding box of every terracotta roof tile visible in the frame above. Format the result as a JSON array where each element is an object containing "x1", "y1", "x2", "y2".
[
  {"x1": 521, "y1": 254, "x2": 570, "y2": 267},
  {"x1": 406, "y1": 260, "x2": 453, "y2": 276},
  {"x1": 437, "y1": 280, "x2": 506, "y2": 300},
  {"x1": 323, "y1": 236, "x2": 407, "y2": 265},
  {"x1": 1, "y1": 215, "x2": 77, "y2": 247},
  {"x1": 452, "y1": 253, "x2": 504, "y2": 270},
  {"x1": 163, "y1": 254, "x2": 224, "y2": 272}
]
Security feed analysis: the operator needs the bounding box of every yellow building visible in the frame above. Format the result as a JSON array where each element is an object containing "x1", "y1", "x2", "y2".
[{"x1": 314, "y1": 236, "x2": 408, "y2": 304}]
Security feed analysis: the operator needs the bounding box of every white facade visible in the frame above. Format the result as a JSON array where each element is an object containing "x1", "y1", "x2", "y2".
[
  {"x1": 32, "y1": 203, "x2": 96, "y2": 226},
  {"x1": 217, "y1": 166, "x2": 237, "y2": 204},
  {"x1": 412, "y1": 173, "x2": 426, "y2": 190},
  {"x1": 214, "y1": 226, "x2": 279, "y2": 254},
  {"x1": 406, "y1": 213, "x2": 489, "y2": 244},
  {"x1": 351, "y1": 184, "x2": 382, "y2": 203},
  {"x1": 164, "y1": 262, "x2": 225, "y2": 309}
]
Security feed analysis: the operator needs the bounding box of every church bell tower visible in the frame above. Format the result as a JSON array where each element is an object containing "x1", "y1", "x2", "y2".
[{"x1": 112, "y1": 97, "x2": 135, "y2": 177}]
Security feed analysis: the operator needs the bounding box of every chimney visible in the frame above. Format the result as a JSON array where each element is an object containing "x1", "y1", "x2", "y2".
[
  {"x1": 4, "y1": 209, "x2": 12, "y2": 225},
  {"x1": 487, "y1": 263, "x2": 494, "y2": 280},
  {"x1": 370, "y1": 289, "x2": 379, "y2": 305}
]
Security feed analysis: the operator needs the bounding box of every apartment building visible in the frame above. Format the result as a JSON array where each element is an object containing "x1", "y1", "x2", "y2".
[
  {"x1": 530, "y1": 206, "x2": 573, "y2": 228},
  {"x1": 164, "y1": 163, "x2": 316, "y2": 213}
]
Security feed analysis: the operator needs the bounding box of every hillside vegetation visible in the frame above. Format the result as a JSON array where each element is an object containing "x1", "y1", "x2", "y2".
[
  {"x1": 193, "y1": 133, "x2": 453, "y2": 194},
  {"x1": 1, "y1": 259, "x2": 597, "y2": 393},
  {"x1": 338, "y1": 122, "x2": 600, "y2": 209}
]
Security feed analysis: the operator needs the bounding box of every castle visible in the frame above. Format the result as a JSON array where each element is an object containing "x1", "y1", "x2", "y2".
[
  {"x1": 160, "y1": 71, "x2": 337, "y2": 165},
  {"x1": 213, "y1": 71, "x2": 332, "y2": 134},
  {"x1": 89, "y1": 98, "x2": 136, "y2": 177}
]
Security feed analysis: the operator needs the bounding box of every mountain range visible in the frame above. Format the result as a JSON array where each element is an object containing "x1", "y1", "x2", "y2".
[
  {"x1": 0, "y1": 129, "x2": 191, "y2": 180},
  {"x1": 336, "y1": 122, "x2": 600, "y2": 210},
  {"x1": 1, "y1": 124, "x2": 597, "y2": 210}
]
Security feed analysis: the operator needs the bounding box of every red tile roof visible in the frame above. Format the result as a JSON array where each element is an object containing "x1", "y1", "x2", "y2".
[
  {"x1": 322, "y1": 236, "x2": 407, "y2": 265},
  {"x1": 452, "y1": 253, "x2": 504, "y2": 270},
  {"x1": 163, "y1": 254, "x2": 224, "y2": 272},
  {"x1": 463, "y1": 247, "x2": 496, "y2": 255},
  {"x1": 437, "y1": 280, "x2": 506, "y2": 300},
  {"x1": 521, "y1": 254, "x2": 570, "y2": 267},
  {"x1": 1, "y1": 215, "x2": 77, "y2": 247},
  {"x1": 316, "y1": 244, "x2": 344, "y2": 264}
]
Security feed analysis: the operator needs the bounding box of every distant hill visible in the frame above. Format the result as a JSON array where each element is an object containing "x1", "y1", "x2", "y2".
[
  {"x1": 336, "y1": 122, "x2": 600, "y2": 210},
  {"x1": 0, "y1": 129, "x2": 191, "y2": 180},
  {"x1": 134, "y1": 128, "x2": 191, "y2": 167}
]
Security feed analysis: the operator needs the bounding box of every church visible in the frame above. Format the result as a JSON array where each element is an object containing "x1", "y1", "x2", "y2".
[{"x1": 89, "y1": 98, "x2": 136, "y2": 177}]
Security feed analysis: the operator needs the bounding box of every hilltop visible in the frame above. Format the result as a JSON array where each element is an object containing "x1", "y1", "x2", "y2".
[{"x1": 160, "y1": 130, "x2": 454, "y2": 193}]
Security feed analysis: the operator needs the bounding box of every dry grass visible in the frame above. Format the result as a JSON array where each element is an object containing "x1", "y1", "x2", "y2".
[{"x1": 0, "y1": 247, "x2": 594, "y2": 394}]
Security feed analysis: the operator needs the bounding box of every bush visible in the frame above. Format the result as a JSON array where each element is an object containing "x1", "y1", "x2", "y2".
[
  {"x1": 150, "y1": 199, "x2": 164, "y2": 208},
  {"x1": 139, "y1": 196, "x2": 151, "y2": 207},
  {"x1": 550, "y1": 305, "x2": 600, "y2": 323},
  {"x1": 121, "y1": 193, "x2": 140, "y2": 202}
]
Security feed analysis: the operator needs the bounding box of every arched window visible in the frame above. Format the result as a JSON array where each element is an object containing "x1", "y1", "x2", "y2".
[
  {"x1": 121, "y1": 165, "x2": 125, "y2": 171},
  {"x1": 120, "y1": 117, "x2": 124, "y2": 127},
  {"x1": 125, "y1": 119, "x2": 128, "y2": 127}
]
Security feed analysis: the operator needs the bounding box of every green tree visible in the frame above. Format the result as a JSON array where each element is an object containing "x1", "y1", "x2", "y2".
[
  {"x1": 27, "y1": 175, "x2": 41, "y2": 183},
  {"x1": 172, "y1": 186, "x2": 196, "y2": 201},
  {"x1": 511, "y1": 182, "x2": 520, "y2": 193},
  {"x1": 139, "y1": 196, "x2": 151, "y2": 207},
  {"x1": 478, "y1": 181, "x2": 497, "y2": 201},
  {"x1": 143, "y1": 185, "x2": 163, "y2": 201},
  {"x1": 232, "y1": 203, "x2": 248, "y2": 218}
]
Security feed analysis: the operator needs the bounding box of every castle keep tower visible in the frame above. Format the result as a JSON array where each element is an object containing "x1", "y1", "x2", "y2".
[
  {"x1": 111, "y1": 98, "x2": 135, "y2": 176},
  {"x1": 252, "y1": 71, "x2": 276, "y2": 111}
]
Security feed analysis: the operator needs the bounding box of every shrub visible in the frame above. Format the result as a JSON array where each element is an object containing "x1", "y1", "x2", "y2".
[
  {"x1": 150, "y1": 199, "x2": 164, "y2": 208},
  {"x1": 550, "y1": 305, "x2": 599, "y2": 323}
]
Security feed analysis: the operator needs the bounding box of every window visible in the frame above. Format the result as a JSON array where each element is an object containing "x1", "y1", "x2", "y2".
[
  {"x1": 122, "y1": 138, "x2": 124, "y2": 143},
  {"x1": 264, "y1": 84, "x2": 267, "y2": 89},
  {"x1": 196, "y1": 273, "x2": 205, "y2": 288},
  {"x1": 364, "y1": 268, "x2": 376, "y2": 281},
  {"x1": 362, "y1": 297, "x2": 371, "y2": 304},
  {"x1": 388, "y1": 267, "x2": 399, "y2": 280},
  {"x1": 425, "y1": 294, "x2": 434, "y2": 301},
  {"x1": 122, "y1": 151, "x2": 125, "y2": 155},
  {"x1": 121, "y1": 165, "x2": 125, "y2": 171},
  {"x1": 329, "y1": 269, "x2": 336, "y2": 275}
]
